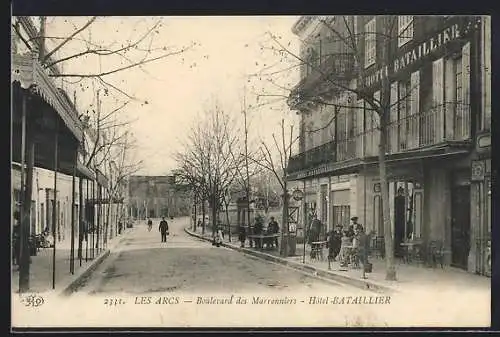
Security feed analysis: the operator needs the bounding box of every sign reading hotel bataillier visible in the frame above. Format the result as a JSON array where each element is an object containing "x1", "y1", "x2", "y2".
[{"x1": 363, "y1": 23, "x2": 463, "y2": 88}]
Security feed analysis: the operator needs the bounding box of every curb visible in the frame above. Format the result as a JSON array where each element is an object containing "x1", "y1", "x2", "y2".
[
  {"x1": 184, "y1": 227, "x2": 396, "y2": 294},
  {"x1": 58, "y1": 228, "x2": 134, "y2": 297}
]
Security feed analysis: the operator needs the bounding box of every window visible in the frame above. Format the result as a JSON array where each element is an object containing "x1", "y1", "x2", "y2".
[
  {"x1": 306, "y1": 47, "x2": 319, "y2": 75},
  {"x1": 364, "y1": 18, "x2": 377, "y2": 68},
  {"x1": 333, "y1": 205, "x2": 351, "y2": 228},
  {"x1": 398, "y1": 16, "x2": 414, "y2": 47}
]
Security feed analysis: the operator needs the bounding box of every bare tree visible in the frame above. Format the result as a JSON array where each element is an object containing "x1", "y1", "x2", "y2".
[
  {"x1": 12, "y1": 16, "x2": 197, "y2": 104},
  {"x1": 175, "y1": 102, "x2": 245, "y2": 237},
  {"x1": 245, "y1": 118, "x2": 296, "y2": 257}
]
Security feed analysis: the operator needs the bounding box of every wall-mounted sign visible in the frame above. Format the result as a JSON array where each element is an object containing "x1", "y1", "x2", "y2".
[
  {"x1": 292, "y1": 188, "x2": 304, "y2": 201},
  {"x1": 373, "y1": 183, "x2": 381, "y2": 193},
  {"x1": 363, "y1": 22, "x2": 465, "y2": 88},
  {"x1": 471, "y1": 160, "x2": 486, "y2": 181}
]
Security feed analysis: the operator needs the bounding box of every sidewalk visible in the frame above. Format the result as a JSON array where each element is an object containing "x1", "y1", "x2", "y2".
[
  {"x1": 185, "y1": 226, "x2": 490, "y2": 294},
  {"x1": 11, "y1": 227, "x2": 134, "y2": 295}
]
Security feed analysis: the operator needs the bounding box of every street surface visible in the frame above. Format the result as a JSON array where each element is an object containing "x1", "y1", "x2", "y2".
[
  {"x1": 13, "y1": 218, "x2": 489, "y2": 328},
  {"x1": 76, "y1": 217, "x2": 358, "y2": 294}
]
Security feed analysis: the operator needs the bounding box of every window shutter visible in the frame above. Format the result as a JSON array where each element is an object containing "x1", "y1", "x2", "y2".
[
  {"x1": 432, "y1": 58, "x2": 444, "y2": 143},
  {"x1": 444, "y1": 58, "x2": 455, "y2": 139},
  {"x1": 390, "y1": 81, "x2": 399, "y2": 153},
  {"x1": 461, "y1": 42, "x2": 471, "y2": 139},
  {"x1": 356, "y1": 99, "x2": 365, "y2": 157},
  {"x1": 409, "y1": 70, "x2": 420, "y2": 149},
  {"x1": 373, "y1": 90, "x2": 381, "y2": 154}
]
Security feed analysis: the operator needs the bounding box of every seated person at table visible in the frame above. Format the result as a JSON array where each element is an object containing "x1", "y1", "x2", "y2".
[
  {"x1": 338, "y1": 230, "x2": 352, "y2": 268},
  {"x1": 267, "y1": 217, "x2": 280, "y2": 248}
]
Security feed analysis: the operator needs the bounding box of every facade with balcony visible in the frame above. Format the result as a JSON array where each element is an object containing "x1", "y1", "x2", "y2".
[{"x1": 286, "y1": 15, "x2": 490, "y2": 276}]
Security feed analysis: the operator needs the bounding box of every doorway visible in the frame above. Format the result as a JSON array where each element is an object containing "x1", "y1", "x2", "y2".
[
  {"x1": 394, "y1": 194, "x2": 406, "y2": 257},
  {"x1": 451, "y1": 185, "x2": 471, "y2": 269}
]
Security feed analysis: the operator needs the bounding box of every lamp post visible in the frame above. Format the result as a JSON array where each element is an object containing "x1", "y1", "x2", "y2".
[{"x1": 303, "y1": 202, "x2": 316, "y2": 264}]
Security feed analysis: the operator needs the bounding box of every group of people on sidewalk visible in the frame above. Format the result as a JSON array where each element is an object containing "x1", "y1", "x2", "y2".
[
  {"x1": 326, "y1": 216, "x2": 371, "y2": 277},
  {"x1": 236, "y1": 216, "x2": 280, "y2": 249}
]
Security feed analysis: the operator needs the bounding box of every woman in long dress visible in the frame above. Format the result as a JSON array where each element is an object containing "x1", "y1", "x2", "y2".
[{"x1": 338, "y1": 230, "x2": 352, "y2": 268}]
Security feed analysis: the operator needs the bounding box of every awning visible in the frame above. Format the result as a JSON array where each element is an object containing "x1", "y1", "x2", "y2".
[
  {"x1": 77, "y1": 160, "x2": 96, "y2": 181},
  {"x1": 11, "y1": 53, "x2": 83, "y2": 142}
]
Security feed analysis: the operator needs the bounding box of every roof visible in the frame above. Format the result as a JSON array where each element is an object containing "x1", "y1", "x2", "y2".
[{"x1": 11, "y1": 53, "x2": 83, "y2": 142}]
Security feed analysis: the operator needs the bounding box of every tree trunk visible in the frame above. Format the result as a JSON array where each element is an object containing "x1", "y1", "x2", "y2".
[
  {"x1": 225, "y1": 201, "x2": 231, "y2": 242},
  {"x1": 201, "y1": 198, "x2": 206, "y2": 235},
  {"x1": 379, "y1": 16, "x2": 397, "y2": 281},
  {"x1": 193, "y1": 193, "x2": 197, "y2": 231},
  {"x1": 378, "y1": 109, "x2": 397, "y2": 281},
  {"x1": 211, "y1": 195, "x2": 217, "y2": 237},
  {"x1": 104, "y1": 195, "x2": 111, "y2": 244},
  {"x1": 280, "y1": 182, "x2": 289, "y2": 257}
]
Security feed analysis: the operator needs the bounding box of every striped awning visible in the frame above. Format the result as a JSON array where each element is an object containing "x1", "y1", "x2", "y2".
[{"x1": 11, "y1": 52, "x2": 83, "y2": 142}]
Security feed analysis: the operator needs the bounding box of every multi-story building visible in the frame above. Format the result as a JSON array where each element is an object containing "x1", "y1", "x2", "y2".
[
  {"x1": 128, "y1": 175, "x2": 191, "y2": 219},
  {"x1": 286, "y1": 15, "x2": 490, "y2": 276},
  {"x1": 11, "y1": 16, "x2": 120, "y2": 248}
]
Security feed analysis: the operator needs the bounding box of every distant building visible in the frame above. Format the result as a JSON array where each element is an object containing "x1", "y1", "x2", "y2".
[{"x1": 128, "y1": 175, "x2": 191, "y2": 219}]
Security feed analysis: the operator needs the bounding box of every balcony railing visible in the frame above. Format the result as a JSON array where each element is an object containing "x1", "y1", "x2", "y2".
[
  {"x1": 287, "y1": 140, "x2": 336, "y2": 174},
  {"x1": 385, "y1": 102, "x2": 471, "y2": 154},
  {"x1": 288, "y1": 53, "x2": 355, "y2": 109},
  {"x1": 287, "y1": 103, "x2": 472, "y2": 175}
]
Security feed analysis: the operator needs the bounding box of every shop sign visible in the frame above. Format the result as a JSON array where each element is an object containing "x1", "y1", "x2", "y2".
[{"x1": 363, "y1": 22, "x2": 463, "y2": 88}]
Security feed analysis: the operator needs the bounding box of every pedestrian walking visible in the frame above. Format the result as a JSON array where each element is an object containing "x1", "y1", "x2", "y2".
[
  {"x1": 159, "y1": 217, "x2": 169, "y2": 243},
  {"x1": 147, "y1": 218, "x2": 153, "y2": 232}
]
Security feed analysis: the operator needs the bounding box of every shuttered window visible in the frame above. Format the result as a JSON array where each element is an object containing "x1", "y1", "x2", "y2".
[
  {"x1": 390, "y1": 81, "x2": 399, "y2": 153},
  {"x1": 408, "y1": 71, "x2": 420, "y2": 149},
  {"x1": 364, "y1": 18, "x2": 377, "y2": 68},
  {"x1": 398, "y1": 16, "x2": 414, "y2": 47}
]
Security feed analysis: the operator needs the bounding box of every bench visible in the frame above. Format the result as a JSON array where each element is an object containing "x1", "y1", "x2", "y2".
[{"x1": 248, "y1": 234, "x2": 280, "y2": 251}]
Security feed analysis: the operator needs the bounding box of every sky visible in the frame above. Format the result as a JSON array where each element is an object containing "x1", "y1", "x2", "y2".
[{"x1": 40, "y1": 16, "x2": 301, "y2": 175}]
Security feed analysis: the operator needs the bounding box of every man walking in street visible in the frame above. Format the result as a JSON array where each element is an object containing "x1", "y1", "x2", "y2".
[{"x1": 159, "y1": 216, "x2": 169, "y2": 243}]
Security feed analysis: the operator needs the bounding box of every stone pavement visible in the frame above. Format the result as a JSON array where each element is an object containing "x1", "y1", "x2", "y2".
[
  {"x1": 186, "y1": 226, "x2": 490, "y2": 294},
  {"x1": 11, "y1": 226, "x2": 135, "y2": 295}
]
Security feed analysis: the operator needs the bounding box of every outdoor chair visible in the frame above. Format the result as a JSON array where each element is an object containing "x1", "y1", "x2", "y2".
[{"x1": 374, "y1": 236, "x2": 385, "y2": 259}]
